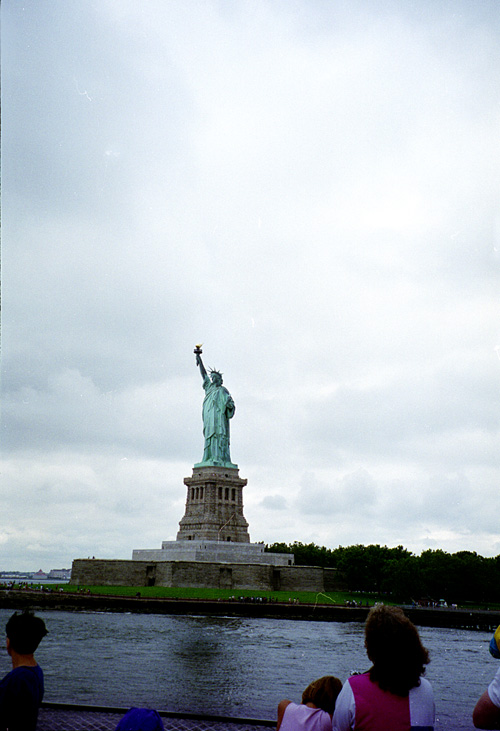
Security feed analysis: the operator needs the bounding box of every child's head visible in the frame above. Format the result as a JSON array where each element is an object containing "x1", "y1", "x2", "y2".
[
  {"x1": 302, "y1": 675, "x2": 343, "y2": 714},
  {"x1": 115, "y1": 708, "x2": 164, "y2": 730},
  {"x1": 6, "y1": 611, "x2": 48, "y2": 655}
]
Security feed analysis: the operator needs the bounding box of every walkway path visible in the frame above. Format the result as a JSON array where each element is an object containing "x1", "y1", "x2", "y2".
[{"x1": 38, "y1": 704, "x2": 275, "y2": 731}]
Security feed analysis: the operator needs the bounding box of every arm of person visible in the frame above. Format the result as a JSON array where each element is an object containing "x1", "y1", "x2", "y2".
[
  {"x1": 277, "y1": 700, "x2": 292, "y2": 731},
  {"x1": 332, "y1": 682, "x2": 354, "y2": 731},
  {"x1": 473, "y1": 690, "x2": 500, "y2": 729}
]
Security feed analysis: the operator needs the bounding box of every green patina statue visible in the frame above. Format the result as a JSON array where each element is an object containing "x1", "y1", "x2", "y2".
[{"x1": 194, "y1": 346, "x2": 237, "y2": 469}]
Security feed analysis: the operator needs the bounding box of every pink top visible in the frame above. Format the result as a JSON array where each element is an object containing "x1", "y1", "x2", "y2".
[
  {"x1": 280, "y1": 702, "x2": 332, "y2": 731},
  {"x1": 332, "y1": 672, "x2": 434, "y2": 731}
]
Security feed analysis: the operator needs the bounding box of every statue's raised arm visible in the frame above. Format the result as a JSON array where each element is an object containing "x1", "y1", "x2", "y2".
[
  {"x1": 195, "y1": 347, "x2": 208, "y2": 381},
  {"x1": 193, "y1": 345, "x2": 237, "y2": 469}
]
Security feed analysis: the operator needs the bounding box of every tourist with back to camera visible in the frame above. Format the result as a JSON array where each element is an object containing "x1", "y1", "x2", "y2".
[
  {"x1": 277, "y1": 675, "x2": 343, "y2": 731},
  {"x1": 332, "y1": 604, "x2": 435, "y2": 731},
  {"x1": 472, "y1": 624, "x2": 500, "y2": 729},
  {"x1": 0, "y1": 610, "x2": 48, "y2": 731}
]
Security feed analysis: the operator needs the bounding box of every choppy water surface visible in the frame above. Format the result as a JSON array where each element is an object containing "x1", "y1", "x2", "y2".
[{"x1": 0, "y1": 609, "x2": 496, "y2": 730}]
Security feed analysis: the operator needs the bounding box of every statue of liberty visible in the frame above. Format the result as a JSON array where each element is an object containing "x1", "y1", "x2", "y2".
[{"x1": 194, "y1": 346, "x2": 237, "y2": 468}]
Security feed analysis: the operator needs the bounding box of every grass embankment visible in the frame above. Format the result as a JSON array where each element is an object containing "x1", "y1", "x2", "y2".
[
  {"x1": 32, "y1": 586, "x2": 500, "y2": 611},
  {"x1": 60, "y1": 584, "x2": 383, "y2": 605}
]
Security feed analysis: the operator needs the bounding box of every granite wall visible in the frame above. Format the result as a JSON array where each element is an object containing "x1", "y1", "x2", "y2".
[{"x1": 71, "y1": 558, "x2": 345, "y2": 592}]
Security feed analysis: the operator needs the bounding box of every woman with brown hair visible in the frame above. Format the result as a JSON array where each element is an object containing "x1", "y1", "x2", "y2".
[{"x1": 332, "y1": 604, "x2": 435, "y2": 730}]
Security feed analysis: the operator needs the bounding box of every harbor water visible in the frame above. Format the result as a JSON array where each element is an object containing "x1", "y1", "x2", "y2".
[{"x1": 0, "y1": 608, "x2": 497, "y2": 730}]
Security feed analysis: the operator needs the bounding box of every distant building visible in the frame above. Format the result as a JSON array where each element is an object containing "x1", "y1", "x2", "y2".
[
  {"x1": 48, "y1": 569, "x2": 72, "y2": 580},
  {"x1": 0, "y1": 571, "x2": 32, "y2": 581}
]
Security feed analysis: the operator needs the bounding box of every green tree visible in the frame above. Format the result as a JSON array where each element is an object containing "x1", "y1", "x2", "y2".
[
  {"x1": 265, "y1": 542, "x2": 292, "y2": 555},
  {"x1": 266, "y1": 542, "x2": 500, "y2": 604},
  {"x1": 419, "y1": 549, "x2": 453, "y2": 600},
  {"x1": 266, "y1": 541, "x2": 336, "y2": 567},
  {"x1": 449, "y1": 551, "x2": 492, "y2": 603},
  {"x1": 338, "y1": 544, "x2": 373, "y2": 591},
  {"x1": 387, "y1": 555, "x2": 422, "y2": 601}
]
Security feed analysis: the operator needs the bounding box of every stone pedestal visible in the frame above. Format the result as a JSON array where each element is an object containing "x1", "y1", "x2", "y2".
[
  {"x1": 177, "y1": 466, "x2": 249, "y2": 543},
  {"x1": 131, "y1": 464, "x2": 295, "y2": 569}
]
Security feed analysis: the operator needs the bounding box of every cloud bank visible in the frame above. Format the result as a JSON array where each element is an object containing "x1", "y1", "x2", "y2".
[{"x1": 2, "y1": 0, "x2": 499, "y2": 570}]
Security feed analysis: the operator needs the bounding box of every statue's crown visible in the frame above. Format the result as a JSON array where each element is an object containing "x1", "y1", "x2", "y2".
[{"x1": 209, "y1": 368, "x2": 223, "y2": 378}]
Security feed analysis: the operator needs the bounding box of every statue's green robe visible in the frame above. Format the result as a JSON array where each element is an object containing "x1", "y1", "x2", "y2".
[{"x1": 196, "y1": 375, "x2": 236, "y2": 467}]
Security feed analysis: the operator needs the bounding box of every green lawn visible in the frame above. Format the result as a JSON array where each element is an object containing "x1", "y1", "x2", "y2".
[
  {"x1": 59, "y1": 584, "x2": 383, "y2": 605},
  {"x1": 16, "y1": 582, "x2": 500, "y2": 611},
  {"x1": 32, "y1": 585, "x2": 500, "y2": 611}
]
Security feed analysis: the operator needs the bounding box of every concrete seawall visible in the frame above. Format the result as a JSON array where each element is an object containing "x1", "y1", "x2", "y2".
[
  {"x1": 1, "y1": 589, "x2": 499, "y2": 631},
  {"x1": 70, "y1": 558, "x2": 344, "y2": 593}
]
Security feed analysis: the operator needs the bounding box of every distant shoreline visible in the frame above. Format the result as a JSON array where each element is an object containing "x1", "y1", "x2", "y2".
[{"x1": 1, "y1": 588, "x2": 499, "y2": 632}]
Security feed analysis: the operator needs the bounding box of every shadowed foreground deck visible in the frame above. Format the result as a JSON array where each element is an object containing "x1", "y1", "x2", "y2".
[{"x1": 38, "y1": 703, "x2": 276, "y2": 731}]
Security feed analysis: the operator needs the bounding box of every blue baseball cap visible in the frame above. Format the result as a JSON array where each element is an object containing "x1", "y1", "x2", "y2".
[{"x1": 115, "y1": 708, "x2": 164, "y2": 731}]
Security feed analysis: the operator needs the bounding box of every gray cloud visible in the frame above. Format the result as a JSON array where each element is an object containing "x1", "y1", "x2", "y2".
[
  {"x1": 259, "y1": 495, "x2": 288, "y2": 511},
  {"x1": 2, "y1": 0, "x2": 499, "y2": 570}
]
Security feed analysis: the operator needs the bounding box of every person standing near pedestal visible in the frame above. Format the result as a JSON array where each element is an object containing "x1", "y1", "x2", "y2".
[{"x1": 194, "y1": 346, "x2": 237, "y2": 468}]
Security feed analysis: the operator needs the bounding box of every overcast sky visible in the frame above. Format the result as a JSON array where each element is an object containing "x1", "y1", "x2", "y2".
[{"x1": 2, "y1": 0, "x2": 499, "y2": 572}]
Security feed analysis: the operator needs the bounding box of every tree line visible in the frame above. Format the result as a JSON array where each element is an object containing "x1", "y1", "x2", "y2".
[{"x1": 265, "y1": 542, "x2": 500, "y2": 605}]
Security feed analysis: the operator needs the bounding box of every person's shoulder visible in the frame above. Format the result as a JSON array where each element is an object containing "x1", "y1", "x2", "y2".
[
  {"x1": 488, "y1": 666, "x2": 500, "y2": 705},
  {"x1": 301, "y1": 706, "x2": 332, "y2": 731},
  {"x1": 0, "y1": 667, "x2": 15, "y2": 688},
  {"x1": 1, "y1": 667, "x2": 29, "y2": 681},
  {"x1": 277, "y1": 699, "x2": 294, "y2": 731},
  {"x1": 0, "y1": 667, "x2": 27, "y2": 694},
  {"x1": 417, "y1": 677, "x2": 433, "y2": 692},
  {"x1": 12, "y1": 665, "x2": 41, "y2": 673},
  {"x1": 2, "y1": 666, "x2": 43, "y2": 684},
  {"x1": 491, "y1": 665, "x2": 500, "y2": 684},
  {"x1": 347, "y1": 672, "x2": 370, "y2": 688},
  {"x1": 332, "y1": 681, "x2": 355, "y2": 731},
  {"x1": 410, "y1": 676, "x2": 434, "y2": 704}
]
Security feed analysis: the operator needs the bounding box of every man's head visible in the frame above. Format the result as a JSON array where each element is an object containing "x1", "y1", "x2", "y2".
[
  {"x1": 210, "y1": 369, "x2": 223, "y2": 386},
  {"x1": 6, "y1": 611, "x2": 48, "y2": 655}
]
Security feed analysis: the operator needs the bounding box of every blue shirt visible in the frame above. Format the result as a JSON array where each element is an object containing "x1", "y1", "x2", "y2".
[{"x1": 0, "y1": 665, "x2": 44, "y2": 731}]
